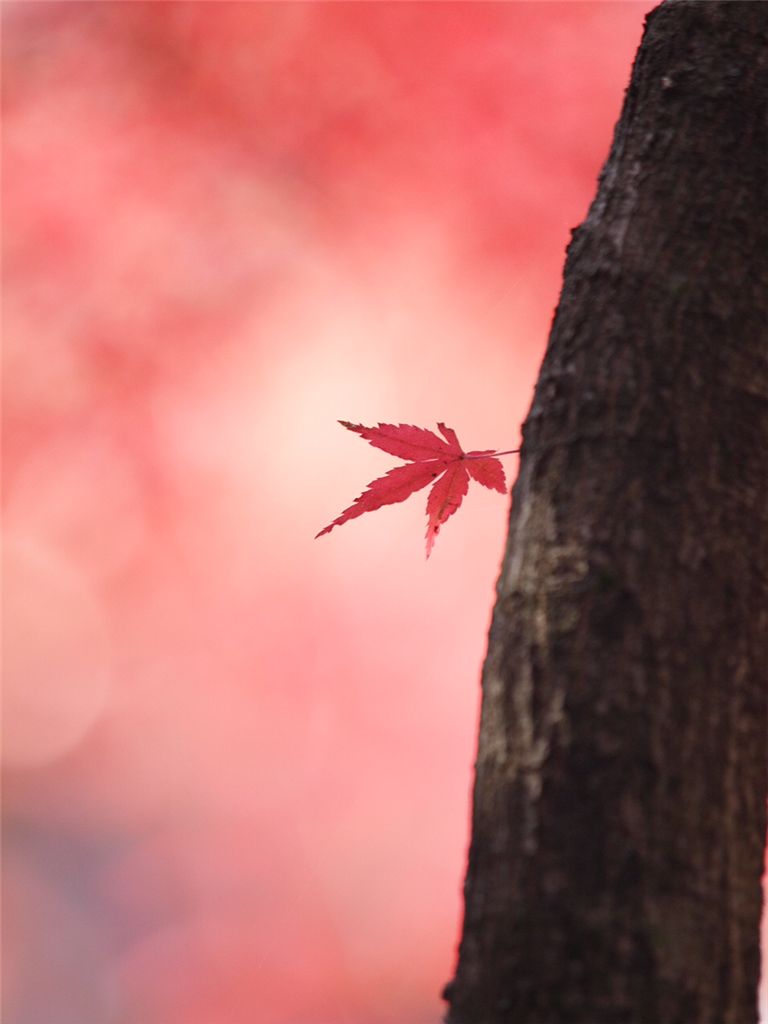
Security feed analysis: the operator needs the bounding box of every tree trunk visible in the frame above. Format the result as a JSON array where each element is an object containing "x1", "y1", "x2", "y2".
[{"x1": 444, "y1": 3, "x2": 768, "y2": 1022}]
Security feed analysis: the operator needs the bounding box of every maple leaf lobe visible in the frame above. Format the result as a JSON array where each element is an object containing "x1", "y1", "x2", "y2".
[
  {"x1": 466, "y1": 455, "x2": 506, "y2": 493},
  {"x1": 315, "y1": 460, "x2": 440, "y2": 538},
  {"x1": 338, "y1": 421, "x2": 455, "y2": 462},
  {"x1": 436, "y1": 422, "x2": 463, "y2": 453},
  {"x1": 425, "y1": 461, "x2": 470, "y2": 557}
]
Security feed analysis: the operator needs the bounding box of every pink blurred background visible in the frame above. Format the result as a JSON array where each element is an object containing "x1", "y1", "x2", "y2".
[{"x1": 8, "y1": 4, "x2": 759, "y2": 1024}]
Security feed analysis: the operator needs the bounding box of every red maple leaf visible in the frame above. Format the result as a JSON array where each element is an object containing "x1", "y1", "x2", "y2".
[{"x1": 315, "y1": 421, "x2": 516, "y2": 557}]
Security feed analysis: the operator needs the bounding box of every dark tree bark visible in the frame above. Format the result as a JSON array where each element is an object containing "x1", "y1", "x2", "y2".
[{"x1": 444, "y1": 3, "x2": 768, "y2": 1023}]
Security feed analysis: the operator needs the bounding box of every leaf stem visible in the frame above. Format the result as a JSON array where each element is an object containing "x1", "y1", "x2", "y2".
[{"x1": 463, "y1": 448, "x2": 520, "y2": 459}]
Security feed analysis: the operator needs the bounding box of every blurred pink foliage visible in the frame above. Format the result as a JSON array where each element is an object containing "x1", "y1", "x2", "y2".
[{"x1": 15, "y1": 4, "x2": 753, "y2": 1024}]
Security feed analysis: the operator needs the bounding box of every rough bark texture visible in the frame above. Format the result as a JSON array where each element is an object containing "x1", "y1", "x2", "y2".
[{"x1": 444, "y1": 3, "x2": 768, "y2": 1023}]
